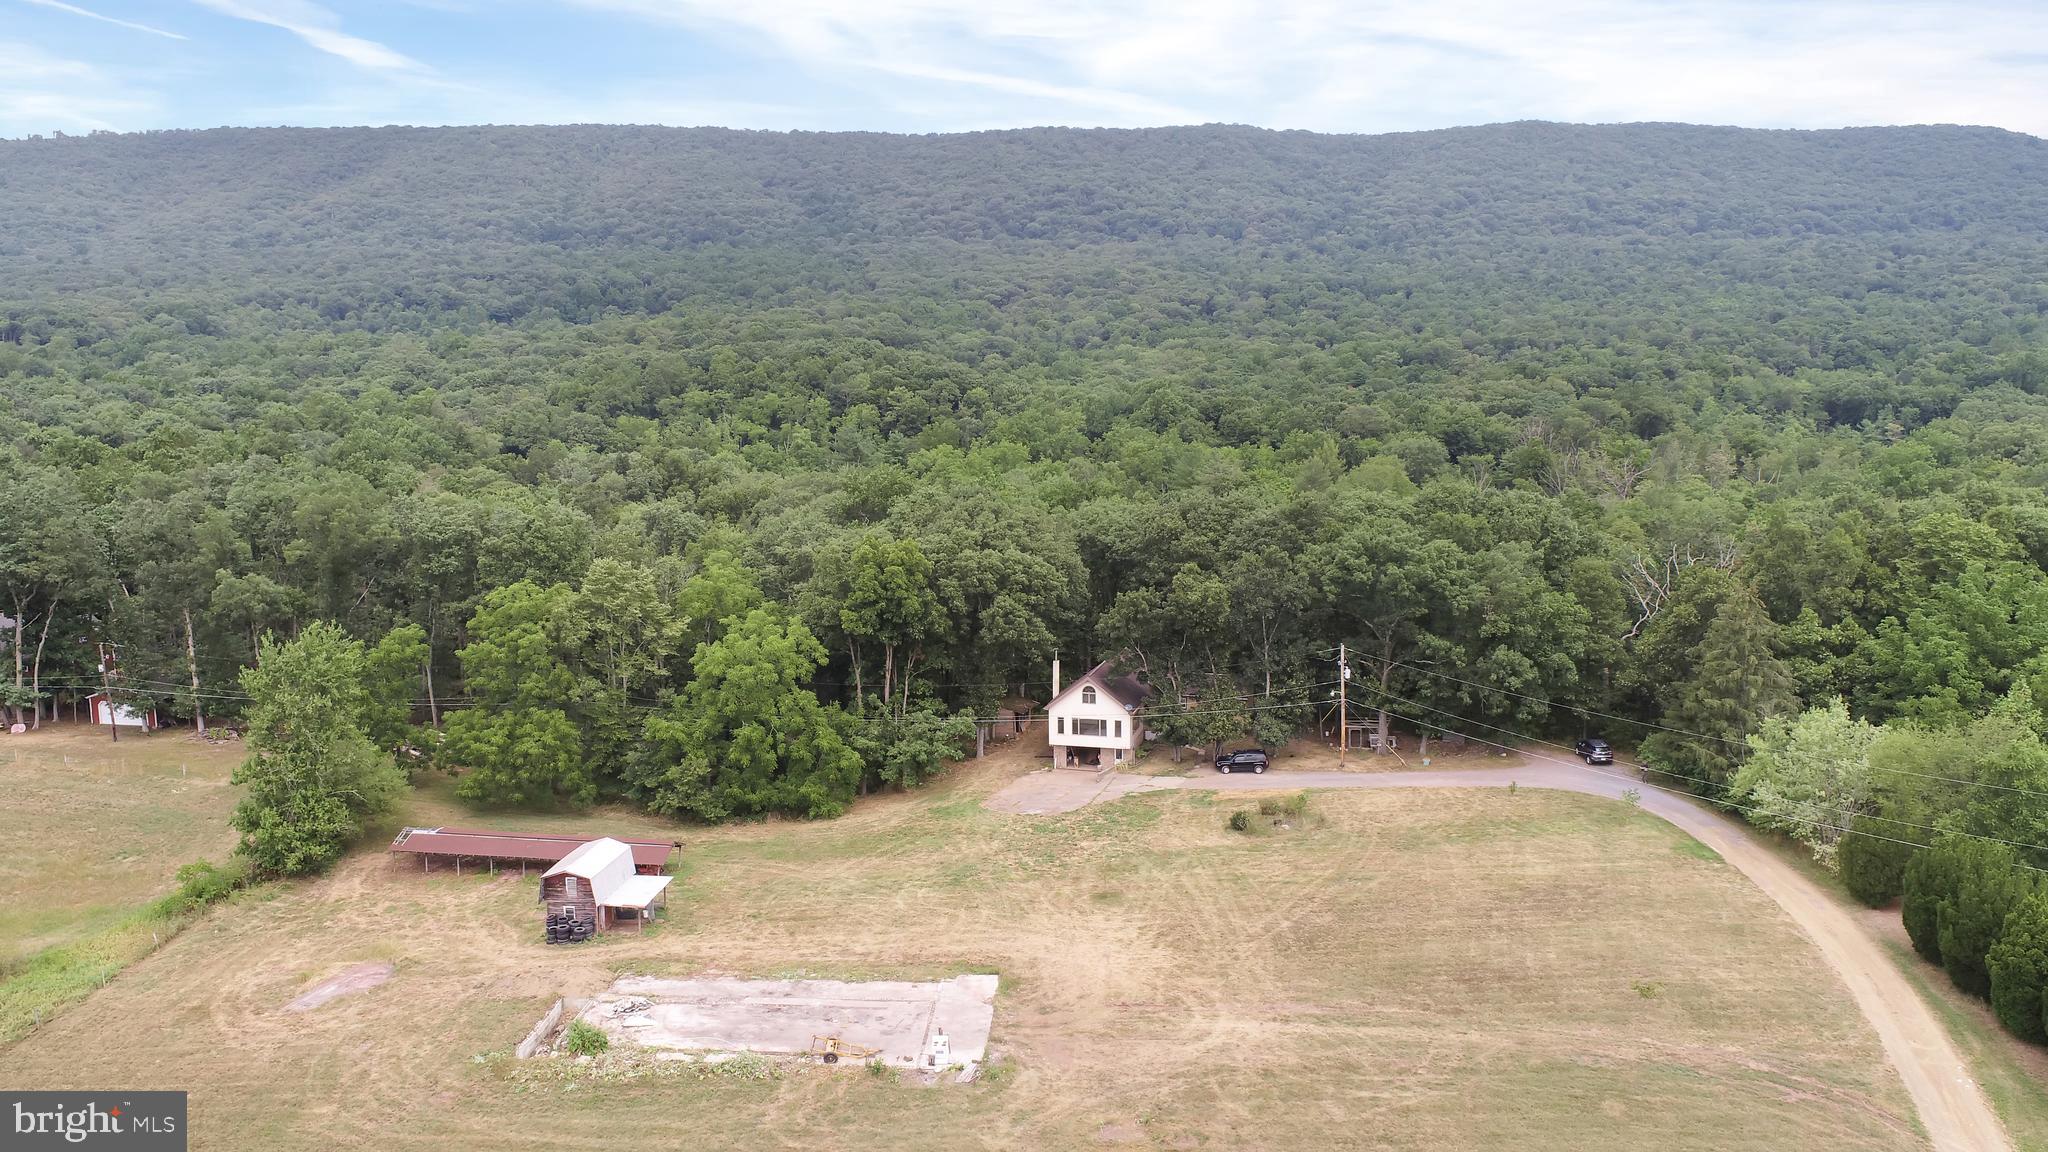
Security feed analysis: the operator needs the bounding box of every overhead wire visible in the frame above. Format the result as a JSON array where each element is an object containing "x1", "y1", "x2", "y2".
[
  {"x1": 1366, "y1": 684, "x2": 2048, "y2": 869},
  {"x1": 1386, "y1": 657, "x2": 2048, "y2": 802}
]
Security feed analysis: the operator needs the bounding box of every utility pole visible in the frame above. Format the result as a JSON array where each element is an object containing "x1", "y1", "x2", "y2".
[
  {"x1": 1337, "y1": 642, "x2": 1348, "y2": 761},
  {"x1": 98, "y1": 641, "x2": 118, "y2": 744}
]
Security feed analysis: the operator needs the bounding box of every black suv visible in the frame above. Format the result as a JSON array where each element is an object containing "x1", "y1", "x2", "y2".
[
  {"x1": 1574, "y1": 737, "x2": 1614, "y2": 764},
  {"x1": 1215, "y1": 749, "x2": 1269, "y2": 774}
]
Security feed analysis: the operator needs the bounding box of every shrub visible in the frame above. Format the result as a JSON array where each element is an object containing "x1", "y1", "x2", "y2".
[
  {"x1": 1988, "y1": 892, "x2": 2048, "y2": 1044},
  {"x1": 1839, "y1": 815, "x2": 1916, "y2": 907},
  {"x1": 1255, "y1": 793, "x2": 1310, "y2": 824},
  {"x1": 562, "y1": 1019, "x2": 610, "y2": 1057},
  {"x1": 1226, "y1": 810, "x2": 1252, "y2": 833},
  {"x1": 150, "y1": 858, "x2": 252, "y2": 917},
  {"x1": 1902, "y1": 839, "x2": 1973, "y2": 963},
  {"x1": 1938, "y1": 841, "x2": 2039, "y2": 999}
]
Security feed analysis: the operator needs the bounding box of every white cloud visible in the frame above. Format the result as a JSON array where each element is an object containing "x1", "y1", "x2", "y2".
[
  {"x1": 21, "y1": 0, "x2": 188, "y2": 39},
  {"x1": 190, "y1": 0, "x2": 424, "y2": 71},
  {"x1": 0, "y1": 40, "x2": 157, "y2": 132},
  {"x1": 575, "y1": 0, "x2": 2048, "y2": 136}
]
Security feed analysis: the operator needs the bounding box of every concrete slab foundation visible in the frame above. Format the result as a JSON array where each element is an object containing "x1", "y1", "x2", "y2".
[{"x1": 574, "y1": 974, "x2": 998, "y2": 1071}]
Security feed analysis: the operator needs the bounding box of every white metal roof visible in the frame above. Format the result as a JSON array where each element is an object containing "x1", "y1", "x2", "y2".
[
  {"x1": 605, "y1": 874, "x2": 673, "y2": 909},
  {"x1": 542, "y1": 837, "x2": 636, "y2": 904}
]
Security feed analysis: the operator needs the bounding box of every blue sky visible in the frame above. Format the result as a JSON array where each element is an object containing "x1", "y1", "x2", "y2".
[{"x1": 3, "y1": 0, "x2": 2045, "y2": 139}]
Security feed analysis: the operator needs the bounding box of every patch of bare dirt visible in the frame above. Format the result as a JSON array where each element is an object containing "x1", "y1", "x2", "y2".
[{"x1": 285, "y1": 961, "x2": 394, "y2": 1012}]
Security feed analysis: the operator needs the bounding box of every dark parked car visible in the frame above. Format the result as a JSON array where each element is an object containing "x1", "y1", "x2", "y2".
[
  {"x1": 1574, "y1": 738, "x2": 1614, "y2": 764},
  {"x1": 1215, "y1": 749, "x2": 1268, "y2": 774}
]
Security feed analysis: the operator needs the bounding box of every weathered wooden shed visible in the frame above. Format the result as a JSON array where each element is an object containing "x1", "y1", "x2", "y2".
[{"x1": 539, "y1": 837, "x2": 673, "y2": 933}]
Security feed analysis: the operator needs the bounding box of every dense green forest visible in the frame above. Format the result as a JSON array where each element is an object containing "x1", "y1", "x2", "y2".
[{"x1": 5, "y1": 123, "x2": 2048, "y2": 881}]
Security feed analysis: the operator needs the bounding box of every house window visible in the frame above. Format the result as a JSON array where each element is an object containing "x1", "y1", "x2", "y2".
[
  {"x1": 1115, "y1": 719, "x2": 1123, "y2": 738},
  {"x1": 1074, "y1": 718, "x2": 1106, "y2": 737},
  {"x1": 1081, "y1": 686, "x2": 1097, "y2": 704},
  {"x1": 1114, "y1": 749, "x2": 1124, "y2": 762},
  {"x1": 1057, "y1": 717, "x2": 1066, "y2": 735},
  {"x1": 564, "y1": 877, "x2": 579, "y2": 897}
]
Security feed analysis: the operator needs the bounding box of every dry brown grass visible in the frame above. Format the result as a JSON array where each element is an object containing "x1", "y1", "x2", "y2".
[
  {"x1": 0, "y1": 747, "x2": 1921, "y2": 1151},
  {"x1": 0, "y1": 723, "x2": 243, "y2": 966}
]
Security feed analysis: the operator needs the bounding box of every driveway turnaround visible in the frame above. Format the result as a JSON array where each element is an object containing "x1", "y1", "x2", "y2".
[{"x1": 987, "y1": 755, "x2": 2009, "y2": 1152}]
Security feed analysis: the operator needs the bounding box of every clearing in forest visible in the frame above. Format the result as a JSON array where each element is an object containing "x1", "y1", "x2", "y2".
[
  {"x1": 0, "y1": 724, "x2": 243, "y2": 965},
  {"x1": 0, "y1": 751, "x2": 1922, "y2": 1151}
]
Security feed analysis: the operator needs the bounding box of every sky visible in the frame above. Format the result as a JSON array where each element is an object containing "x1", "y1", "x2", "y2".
[{"x1": 2, "y1": 0, "x2": 2046, "y2": 139}]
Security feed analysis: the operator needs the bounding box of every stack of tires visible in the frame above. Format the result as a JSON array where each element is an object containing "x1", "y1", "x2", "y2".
[{"x1": 546, "y1": 912, "x2": 592, "y2": 944}]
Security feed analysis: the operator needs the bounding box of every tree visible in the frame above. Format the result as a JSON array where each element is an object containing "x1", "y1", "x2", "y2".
[
  {"x1": 847, "y1": 701, "x2": 975, "y2": 793},
  {"x1": 569, "y1": 558, "x2": 678, "y2": 771},
  {"x1": 630, "y1": 608, "x2": 861, "y2": 820},
  {"x1": 1987, "y1": 892, "x2": 2048, "y2": 1043},
  {"x1": 230, "y1": 623, "x2": 404, "y2": 876},
  {"x1": 443, "y1": 582, "x2": 592, "y2": 806},
  {"x1": 1838, "y1": 815, "x2": 1918, "y2": 907},
  {"x1": 1729, "y1": 698, "x2": 1880, "y2": 867},
  {"x1": 363, "y1": 623, "x2": 429, "y2": 756},
  {"x1": 1936, "y1": 839, "x2": 2038, "y2": 999},
  {"x1": 0, "y1": 464, "x2": 101, "y2": 726},
  {"x1": 1639, "y1": 584, "x2": 1796, "y2": 791},
  {"x1": 1147, "y1": 691, "x2": 1249, "y2": 763},
  {"x1": 838, "y1": 534, "x2": 945, "y2": 712},
  {"x1": 1902, "y1": 838, "x2": 1972, "y2": 964},
  {"x1": 673, "y1": 550, "x2": 762, "y2": 647}
]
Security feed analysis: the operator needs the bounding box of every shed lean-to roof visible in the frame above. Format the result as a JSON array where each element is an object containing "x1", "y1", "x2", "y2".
[
  {"x1": 1046, "y1": 660, "x2": 1156, "y2": 712},
  {"x1": 387, "y1": 827, "x2": 676, "y2": 870},
  {"x1": 607, "y1": 874, "x2": 674, "y2": 910}
]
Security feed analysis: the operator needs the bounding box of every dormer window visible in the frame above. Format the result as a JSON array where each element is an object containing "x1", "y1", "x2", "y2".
[{"x1": 1081, "y1": 686, "x2": 1097, "y2": 704}]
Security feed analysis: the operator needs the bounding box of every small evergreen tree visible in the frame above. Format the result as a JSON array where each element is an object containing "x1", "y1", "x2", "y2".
[
  {"x1": 1902, "y1": 838, "x2": 1972, "y2": 963},
  {"x1": 1987, "y1": 892, "x2": 2048, "y2": 1044},
  {"x1": 1838, "y1": 814, "x2": 1917, "y2": 907},
  {"x1": 1641, "y1": 586, "x2": 1796, "y2": 792},
  {"x1": 1936, "y1": 840, "x2": 2038, "y2": 999}
]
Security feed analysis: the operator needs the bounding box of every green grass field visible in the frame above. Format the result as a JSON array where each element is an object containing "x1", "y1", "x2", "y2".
[
  {"x1": 0, "y1": 751, "x2": 1922, "y2": 1152},
  {"x1": 0, "y1": 724, "x2": 243, "y2": 966}
]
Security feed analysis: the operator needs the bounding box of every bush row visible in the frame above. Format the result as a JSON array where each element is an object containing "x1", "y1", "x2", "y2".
[{"x1": 1897, "y1": 838, "x2": 2048, "y2": 1044}]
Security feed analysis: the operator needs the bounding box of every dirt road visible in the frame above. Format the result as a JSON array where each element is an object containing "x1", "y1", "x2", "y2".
[{"x1": 988, "y1": 755, "x2": 2010, "y2": 1152}]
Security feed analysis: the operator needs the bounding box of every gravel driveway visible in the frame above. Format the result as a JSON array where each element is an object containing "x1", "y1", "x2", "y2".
[{"x1": 987, "y1": 752, "x2": 2009, "y2": 1152}]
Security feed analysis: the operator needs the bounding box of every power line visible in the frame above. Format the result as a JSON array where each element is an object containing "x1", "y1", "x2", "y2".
[
  {"x1": 1385, "y1": 658, "x2": 2048, "y2": 803},
  {"x1": 1368, "y1": 685, "x2": 2048, "y2": 868}
]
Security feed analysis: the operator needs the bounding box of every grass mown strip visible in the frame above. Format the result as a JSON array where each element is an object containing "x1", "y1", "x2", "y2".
[
  {"x1": 0, "y1": 859, "x2": 254, "y2": 1046},
  {"x1": 1881, "y1": 938, "x2": 2048, "y2": 1151}
]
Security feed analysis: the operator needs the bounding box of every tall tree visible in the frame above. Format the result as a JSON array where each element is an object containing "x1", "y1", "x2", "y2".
[
  {"x1": 1639, "y1": 583, "x2": 1797, "y2": 791},
  {"x1": 442, "y1": 582, "x2": 592, "y2": 806},
  {"x1": 231, "y1": 623, "x2": 404, "y2": 876},
  {"x1": 630, "y1": 608, "x2": 861, "y2": 820}
]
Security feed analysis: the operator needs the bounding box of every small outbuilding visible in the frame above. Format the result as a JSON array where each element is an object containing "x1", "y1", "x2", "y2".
[
  {"x1": 540, "y1": 837, "x2": 673, "y2": 933},
  {"x1": 84, "y1": 692, "x2": 160, "y2": 731}
]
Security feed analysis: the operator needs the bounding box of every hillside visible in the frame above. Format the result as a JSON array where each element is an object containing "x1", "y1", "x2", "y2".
[{"x1": 2, "y1": 121, "x2": 2047, "y2": 830}]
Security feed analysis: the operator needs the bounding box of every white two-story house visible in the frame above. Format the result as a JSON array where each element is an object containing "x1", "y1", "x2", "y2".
[{"x1": 1045, "y1": 658, "x2": 1154, "y2": 770}]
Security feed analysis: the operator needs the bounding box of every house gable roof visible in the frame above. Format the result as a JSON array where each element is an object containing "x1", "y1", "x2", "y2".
[{"x1": 1047, "y1": 660, "x2": 1155, "y2": 712}]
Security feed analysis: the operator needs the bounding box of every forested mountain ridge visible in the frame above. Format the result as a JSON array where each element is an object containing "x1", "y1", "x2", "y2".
[{"x1": 4, "y1": 123, "x2": 2048, "y2": 871}]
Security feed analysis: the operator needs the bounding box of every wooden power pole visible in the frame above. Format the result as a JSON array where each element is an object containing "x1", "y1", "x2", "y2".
[
  {"x1": 1337, "y1": 642, "x2": 1348, "y2": 760},
  {"x1": 98, "y1": 641, "x2": 118, "y2": 744}
]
